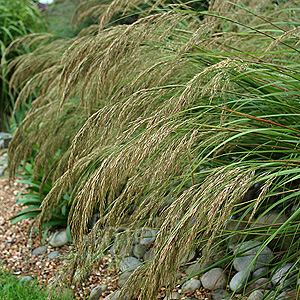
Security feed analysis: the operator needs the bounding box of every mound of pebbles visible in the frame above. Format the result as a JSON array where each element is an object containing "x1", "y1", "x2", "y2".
[{"x1": 92, "y1": 225, "x2": 299, "y2": 300}]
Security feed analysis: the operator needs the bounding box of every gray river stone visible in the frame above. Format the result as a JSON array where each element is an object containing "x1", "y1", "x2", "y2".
[
  {"x1": 185, "y1": 260, "x2": 213, "y2": 276},
  {"x1": 185, "y1": 262, "x2": 201, "y2": 277},
  {"x1": 48, "y1": 250, "x2": 60, "y2": 259},
  {"x1": 277, "y1": 291, "x2": 287, "y2": 300},
  {"x1": 246, "y1": 277, "x2": 272, "y2": 293},
  {"x1": 49, "y1": 230, "x2": 69, "y2": 247},
  {"x1": 119, "y1": 256, "x2": 142, "y2": 272},
  {"x1": 182, "y1": 278, "x2": 201, "y2": 292},
  {"x1": 118, "y1": 271, "x2": 133, "y2": 287},
  {"x1": 271, "y1": 262, "x2": 300, "y2": 289},
  {"x1": 229, "y1": 269, "x2": 251, "y2": 292},
  {"x1": 32, "y1": 246, "x2": 47, "y2": 256},
  {"x1": 164, "y1": 292, "x2": 181, "y2": 300},
  {"x1": 0, "y1": 132, "x2": 12, "y2": 148},
  {"x1": 89, "y1": 285, "x2": 108, "y2": 300},
  {"x1": 201, "y1": 268, "x2": 227, "y2": 290},
  {"x1": 247, "y1": 290, "x2": 264, "y2": 300},
  {"x1": 180, "y1": 250, "x2": 196, "y2": 265},
  {"x1": 103, "y1": 290, "x2": 130, "y2": 300},
  {"x1": 19, "y1": 275, "x2": 34, "y2": 283},
  {"x1": 253, "y1": 267, "x2": 268, "y2": 279},
  {"x1": 143, "y1": 248, "x2": 155, "y2": 261},
  {"x1": 110, "y1": 237, "x2": 133, "y2": 257},
  {"x1": 211, "y1": 289, "x2": 236, "y2": 300},
  {"x1": 133, "y1": 243, "x2": 148, "y2": 259},
  {"x1": 233, "y1": 241, "x2": 273, "y2": 272},
  {"x1": 140, "y1": 229, "x2": 158, "y2": 246}
]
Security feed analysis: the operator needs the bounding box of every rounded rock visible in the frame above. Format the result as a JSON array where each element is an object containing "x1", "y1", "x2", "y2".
[
  {"x1": 201, "y1": 267, "x2": 227, "y2": 290},
  {"x1": 247, "y1": 290, "x2": 264, "y2": 300},
  {"x1": 253, "y1": 267, "x2": 268, "y2": 279},
  {"x1": 233, "y1": 241, "x2": 273, "y2": 272},
  {"x1": 47, "y1": 250, "x2": 60, "y2": 259},
  {"x1": 185, "y1": 260, "x2": 213, "y2": 276},
  {"x1": 211, "y1": 289, "x2": 235, "y2": 300},
  {"x1": 255, "y1": 212, "x2": 286, "y2": 227},
  {"x1": 49, "y1": 230, "x2": 69, "y2": 247},
  {"x1": 103, "y1": 290, "x2": 129, "y2": 300},
  {"x1": 271, "y1": 262, "x2": 299, "y2": 289},
  {"x1": 133, "y1": 244, "x2": 148, "y2": 259},
  {"x1": 118, "y1": 271, "x2": 133, "y2": 287},
  {"x1": 120, "y1": 256, "x2": 142, "y2": 272},
  {"x1": 19, "y1": 275, "x2": 34, "y2": 283},
  {"x1": 140, "y1": 229, "x2": 158, "y2": 246},
  {"x1": 89, "y1": 285, "x2": 108, "y2": 300},
  {"x1": 180, "y1": 250, "x2": 196, "y2": 265},
  {"x1": 229, "y1": 269, "x2": 251, "y2": 292},
  {"x1": 32, "y1": 246, "x2": 47, "y2": 256},
  {"x1": 182, "y1": 278, "x2": 201, "y2": 292},
  {"x1": 103, "y1": 291, "x2": 120, "y2": 300},
  {"x1": 143, "y1": 248, "x2": 155, "y2": 261},
  {"x1": 246, "y1": 278, "x2": 272, "y2": 294},
  {"x1": 110, "y1": 236, "x2": 133, "y2": 257}
]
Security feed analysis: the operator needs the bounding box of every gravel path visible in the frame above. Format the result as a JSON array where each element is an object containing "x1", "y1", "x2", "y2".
[{"x1": 0, "y1": 176, "x2": 120, "y2": 299}]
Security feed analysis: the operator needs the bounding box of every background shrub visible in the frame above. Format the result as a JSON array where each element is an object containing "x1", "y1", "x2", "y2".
[{"x1": 0, "y1": 0, "x2": 46, "y2": 130}]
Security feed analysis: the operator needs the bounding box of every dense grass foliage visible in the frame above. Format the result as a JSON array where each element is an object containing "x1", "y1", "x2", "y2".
[
  {"x1": 0, "y1": 0, "x2": 46, "y2": 130},
  {"x1": 0, "y1": 270, "x2": 75, "y2": 300},
  {"x1": 45, "y1": 0, "x2": 96, "y2": 38},
  {"x1": 6, "y1": 0, "x2": 300, "y2": 299}
]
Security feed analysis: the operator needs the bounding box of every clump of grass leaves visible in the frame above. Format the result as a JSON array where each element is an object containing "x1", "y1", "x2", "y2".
[
  {"x1": 0, "y1": 270, "x2": 74, "y2": 300},
  {"x1": 0, "y1": 0, "x2": 47, "y2": 130},
  {"x1": 6, "y1": 0, "x2": 300, "y2": 299}
]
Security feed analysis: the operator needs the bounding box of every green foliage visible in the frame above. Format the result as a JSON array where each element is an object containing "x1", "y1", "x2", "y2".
[
  {"x1": 0, "y1": 0, "x2": 45, "y2": 45},
  {"x1": 3, "y1": 96, "x2": 33, "y2": 134},
  {"x1": 9, "y1": 160, "x2": 71, "y2": 241},
  {"x1": 0, "y1": 270, "x2": 75, "y2": 300},
  {"x1": 0, "y1": 0, "x2": 47, "y2": 130},
  {"x1": 45, "y1": 0, "x2": 91, "y2": 38}
]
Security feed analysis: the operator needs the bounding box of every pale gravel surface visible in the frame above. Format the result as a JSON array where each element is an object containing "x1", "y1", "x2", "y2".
[{"x1": 0, "y1": 176, "x2": 120, "y2": 299}]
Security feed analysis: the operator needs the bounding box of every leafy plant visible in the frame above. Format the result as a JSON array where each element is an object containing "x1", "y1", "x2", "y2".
[
  {"x1": 9, "y1": 161, "x2": 71, "y2": 244},
  {"x1": 0, "y1": 0, "x2": 47, "y2": 130},
  {"x1": 45, "y1": 0, "x2": 91, "y2": 38},
  {"x1": 3, "y1": 96, "x2": 33, "y2": 134}
]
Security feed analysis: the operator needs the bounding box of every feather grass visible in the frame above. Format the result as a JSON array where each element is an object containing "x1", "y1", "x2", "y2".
[{"x1": 6, "y1": 0, "x2": 300, "y2": 299}]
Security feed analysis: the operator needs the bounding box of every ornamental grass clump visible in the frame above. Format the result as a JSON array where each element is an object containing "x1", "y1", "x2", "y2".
[{"x1": 6, "y1": 0, "x2": 300, "y2": 298}]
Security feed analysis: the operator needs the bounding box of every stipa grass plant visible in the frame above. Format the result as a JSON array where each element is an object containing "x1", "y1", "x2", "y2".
[{"x1": 6, "y1": 0, "x2": 300, "y2": 299}]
